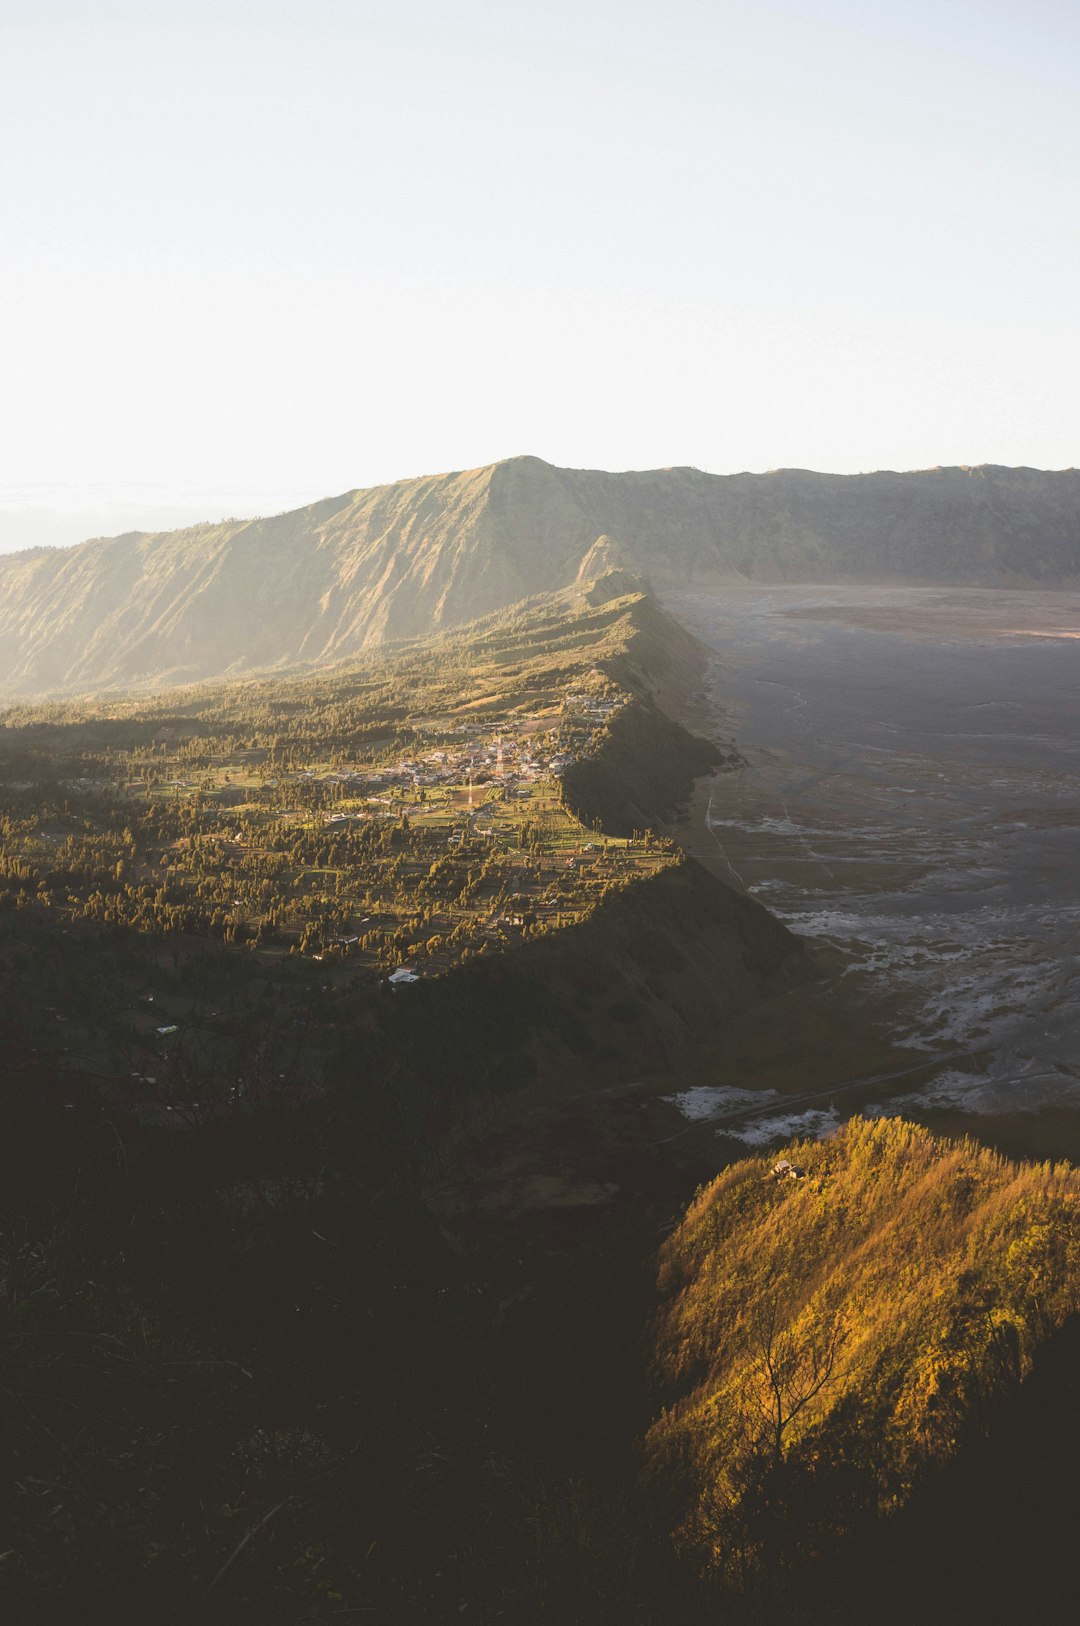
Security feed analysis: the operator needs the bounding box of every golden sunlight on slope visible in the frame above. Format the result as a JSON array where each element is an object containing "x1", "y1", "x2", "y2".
[{"x1": 646, "y1": 1116, "x2": 1080, "y2": 1578}]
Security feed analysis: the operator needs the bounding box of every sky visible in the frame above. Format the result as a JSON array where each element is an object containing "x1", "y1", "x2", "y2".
[{"x1": 1, "y1": 0, "x2": 1078, "y2": 550}]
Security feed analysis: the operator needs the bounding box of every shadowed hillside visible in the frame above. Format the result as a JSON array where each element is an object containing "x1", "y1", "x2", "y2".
[
  {"x1": 2, "y1": 457, "x2": 1080, "y2": 695},
  {"x1": 0, "y1": 573, "x2": 811, "y2": 1623},
  {"x1": 3, "y1": 563, "x2": 1079, "y2": 1620}
]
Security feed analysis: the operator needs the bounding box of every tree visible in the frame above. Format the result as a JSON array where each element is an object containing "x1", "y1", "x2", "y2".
[{"x1": 746, "y1": 1297, "x2": 848, "y2": 1471}]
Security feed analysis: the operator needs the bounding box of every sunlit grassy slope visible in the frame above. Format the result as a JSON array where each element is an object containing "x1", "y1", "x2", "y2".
[{"x1": 647, "y1": 1115, "x2": 1080, "y2": 1577}]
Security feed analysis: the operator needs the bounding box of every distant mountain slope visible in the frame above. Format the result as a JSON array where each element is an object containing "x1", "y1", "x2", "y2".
[{"x1": 2, "y1": 457, "x2": 1079, "y2": 695}]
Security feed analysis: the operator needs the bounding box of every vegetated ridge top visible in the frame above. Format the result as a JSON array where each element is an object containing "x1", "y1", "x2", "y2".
[{"x1": 647, "y1": 1114, "x2": 1080, "y2": 1578}]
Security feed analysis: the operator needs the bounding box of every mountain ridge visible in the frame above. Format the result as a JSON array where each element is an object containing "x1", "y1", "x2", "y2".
[{"x1": 3, "y1": 455, "x2": 1080, "y2": 696}]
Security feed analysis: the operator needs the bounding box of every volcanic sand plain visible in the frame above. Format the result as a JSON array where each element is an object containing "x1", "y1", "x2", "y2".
[{"x1": 665, "y1": 585, "x2": 1080, "y2": 1158}]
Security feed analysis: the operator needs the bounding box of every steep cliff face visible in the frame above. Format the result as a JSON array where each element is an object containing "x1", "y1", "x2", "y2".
[
  {"x1": 3, "y1": 455, "x2": 1078, "y2": 696},
  {"x1": 0, "y1": 471, "x2": 501, "y2": 695},
  {"x1": 561, "y1": 701, "x2": 728, "y2": 838}
]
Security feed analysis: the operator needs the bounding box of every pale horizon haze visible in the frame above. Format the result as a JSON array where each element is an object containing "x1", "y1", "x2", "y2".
[{"x1": 2, "y1": 0, "x2": 1078, "y2": 551}]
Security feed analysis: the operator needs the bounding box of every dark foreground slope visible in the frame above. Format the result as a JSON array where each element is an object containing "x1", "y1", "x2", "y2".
[
  {"x1": 3, "y1": 584, "x2": 1080, "y2": 1623},
  {"x1": 2, "y1": 457, "x2": 1079, "y2": 695},
  {"x1": 0, "y1": 582, "x2": 809, "y2": 1624}
]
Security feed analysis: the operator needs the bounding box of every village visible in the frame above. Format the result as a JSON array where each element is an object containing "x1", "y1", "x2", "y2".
[
  {"x1": 0, "y1": 606, "x2": 690, "y2": 1135},
  {"x1": 0, "y1": 665, "x2": 672, "y2": 1031},
  {"x1": 129, "y1": 684, "x2": 624, "y2": 816},
  {"x1": 296, "y1": 687, "x2": 625, "y2": 819}
]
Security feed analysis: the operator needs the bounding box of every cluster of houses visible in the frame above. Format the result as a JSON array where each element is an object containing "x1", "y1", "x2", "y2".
[
  {"x1": 112, "y1": 679, "x2": 628, "y2": 824},
  {"x1": 393, "y1": 721, "x2": 581, "y2": 796},
  {"x1": 309, "y1": 691, "x2": 626, "y2": 809},
  {"x1": 562, "y1": 691, "x2": 622, "y2": 724}
]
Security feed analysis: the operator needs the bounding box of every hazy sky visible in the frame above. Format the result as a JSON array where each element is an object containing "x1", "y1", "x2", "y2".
[{"x1": 2, "y1": 0, "x2": 1078, "y2": 549}]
